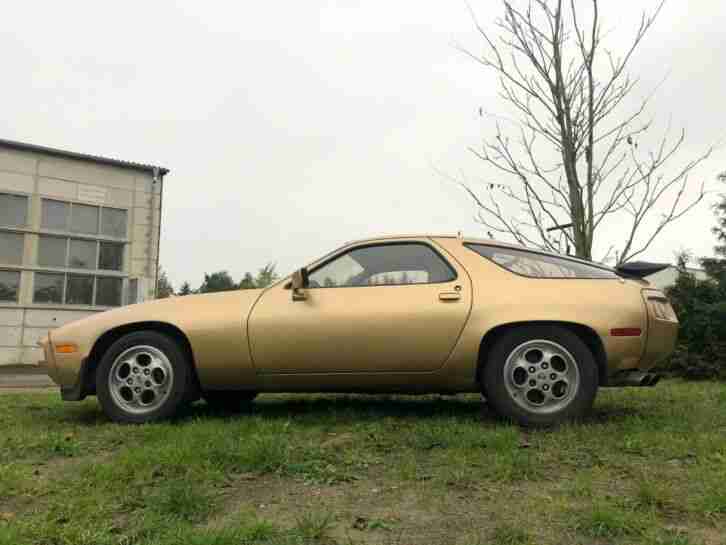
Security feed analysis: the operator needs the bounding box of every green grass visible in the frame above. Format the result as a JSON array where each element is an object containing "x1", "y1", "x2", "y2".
[{"x1": 0, "y1": 380, "x2": 725, "y2": 544}]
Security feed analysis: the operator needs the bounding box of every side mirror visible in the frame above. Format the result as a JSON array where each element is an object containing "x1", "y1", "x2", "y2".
[{"x1": 291, "y1": 267, "x2": 309, "y2": 301}]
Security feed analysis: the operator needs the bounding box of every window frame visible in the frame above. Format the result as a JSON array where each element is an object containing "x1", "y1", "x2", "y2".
[
  {"x1": 98, "y1": 241, "x2": 125, "y2": 272},
  {"x1": 305, "y1": 241, "x2": 458, "y2": 289},
  {"x1": 40, "y1": 198, "x2": 128, "y2": 240},
  {"x1": 0, "y1": 269, "x2": 22, "y2": 304},
  {"x1": 0, "y1": 231, "x2": 25, "y2": 266},
  {"x1": 0, "y1": 192, "x2": 30, "y2": 229},
  {"x1": 33, "y1": 272, "x2": 66, "y2": 305},
  {"x1": 100, "y1": 207, "x2": 129, "y2": 238},
  {"x1": 32, "y1": 271, "x2": 124, "y2": 308},
  {"x1": 37, "y1": 234, "x2": 125, "y2": 272},
  {"x1": 69, "y1": 202, "x2": 100, "y2": 235},
  {"x1": 464, "y1": 243, "x2": 620, "y2": 280},
  {"x1": 40, "y1": 198, "x2": 71, "y2": 231}
]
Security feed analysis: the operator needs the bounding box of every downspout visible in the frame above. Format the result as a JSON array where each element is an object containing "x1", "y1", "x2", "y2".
[{"x1": 152, "y1": 167, "x2": 164, "y2": 298}]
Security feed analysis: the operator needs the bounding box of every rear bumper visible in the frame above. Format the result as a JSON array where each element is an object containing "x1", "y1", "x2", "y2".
[{"x1": 639, "y1": 289, "x2": 678, "y2": 369}]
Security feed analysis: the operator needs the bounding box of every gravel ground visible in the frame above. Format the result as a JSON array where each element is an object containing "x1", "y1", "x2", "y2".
[{"x1": 0, "y1": 370, "x2": 55, "y2": 390}]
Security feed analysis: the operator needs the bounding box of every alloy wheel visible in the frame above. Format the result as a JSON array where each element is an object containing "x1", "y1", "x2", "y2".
[
  {"x1": 503, "y1": 339, "x2": 580, "y2": 414},
  {"x1": 108, "y1": 345, "x2": 174, "y2": 415}
]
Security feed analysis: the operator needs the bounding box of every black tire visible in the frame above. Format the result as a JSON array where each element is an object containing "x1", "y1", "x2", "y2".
[
  {"x1": 203, "y1": 391, "x2": 258, "y2": 412},
  {"x1": 482, "y1": 325, "x2": 599, "y2": 427},
  {"x1": 96, "y1": 331, "x2": 193, "y2": 424}
]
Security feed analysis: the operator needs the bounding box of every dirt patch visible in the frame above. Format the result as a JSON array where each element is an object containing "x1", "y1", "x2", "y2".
[{"x1": 205, "y1": 472, "x2": 508, "y2": 544}]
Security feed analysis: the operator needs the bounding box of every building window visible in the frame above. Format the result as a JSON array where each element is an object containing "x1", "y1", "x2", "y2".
[
  {"x1": 69, "y1": 239, "x2": 97, "y2": 269},
  {"x1": 0, "y1": 270, "x2": 21, "y2": 302},
  {"x1": 66, "y1": 275, "x2": 94, "y2": 305},
  {"x1": 41, "y1": 199, "x2": 127, "y2": 239},
  {"x1": 101, "y1": 208, "x2": 128, "y2": 238},
  {"x1": 33, "y1": 272, "x2": 122, "y2": 307},
  {"x1": 96, "y1": 277, "x2": 122, "y2": 307},
  {"x1": 0, "y1": 193, "x2": 28, "y2": 228},
  {"x1": 37, "y1": 235, "x2": 124, "y2": 272},
  {"x1": 41, "y1": 199, "x2": 70, "y2": 230},
  {"x1": 34, "y1": 273, "x2": 64, "y2": 303},
  {"x1": 99, "y1": 242, "x2": 124, "y2": 271},
  {"x1": 34, "y1": 199, "x2": 128, "y2": 307},
  {"x1": 0, "y1": 232, "x2": 24, "y2": 265},
  {"x1": 71, "y1": 204, "x2": 99, "y2": 235},
  {"x1": 37, "y1": 236, "x2": 67, "y2": 267}
]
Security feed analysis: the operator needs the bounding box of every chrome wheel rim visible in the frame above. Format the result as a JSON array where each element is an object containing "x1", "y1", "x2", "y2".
[
  {"x1": 108, "y1": 345, "x2": 173, "y2": 415},
  {"x1": 503, "y1": 339, "x2": 580, "y2": 414}
]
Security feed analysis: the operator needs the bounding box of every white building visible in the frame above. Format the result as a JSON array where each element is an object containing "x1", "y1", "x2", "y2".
[
  {"x1": 644, "y1": 265, "x2": 709, "y2": 290},
  {"x1": 0, "y1": 139, "x2": 167, "y2": 366}
]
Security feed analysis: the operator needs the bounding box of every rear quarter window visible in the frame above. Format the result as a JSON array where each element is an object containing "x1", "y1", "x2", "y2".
[{"x1": 465, "y1": 244, "x2": 618, "y2": 279}]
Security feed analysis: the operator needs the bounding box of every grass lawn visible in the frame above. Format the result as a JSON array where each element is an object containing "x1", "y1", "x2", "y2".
[{"x1": 0, "y1": 380, "x2": 725, "y2": 545}]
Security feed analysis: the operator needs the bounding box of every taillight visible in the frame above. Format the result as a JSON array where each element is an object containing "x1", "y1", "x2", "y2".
[{"x1": 642, "y1": 290, "x2": 678, "y2": 322}]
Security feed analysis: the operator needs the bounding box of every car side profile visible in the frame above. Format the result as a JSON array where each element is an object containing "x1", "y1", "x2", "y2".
[{"x1": 38, "y1": 235, "x2": 678, "y2": 426}]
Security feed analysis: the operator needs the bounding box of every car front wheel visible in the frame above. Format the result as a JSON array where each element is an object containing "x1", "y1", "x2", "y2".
[
  {"x1": 96, "y1": 331, "x2": 192, "y2": 424},
  {"x1": 482, "y1": 325, "x2": 598, "y2": 427}
]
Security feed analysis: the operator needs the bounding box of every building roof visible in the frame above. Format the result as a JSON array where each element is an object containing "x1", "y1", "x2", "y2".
[{"x1": 0, "y1": 137, "x2": 169, "y2": 176}]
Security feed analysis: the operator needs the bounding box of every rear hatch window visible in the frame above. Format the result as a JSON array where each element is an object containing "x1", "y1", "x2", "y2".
[{"x1": 465, "y1": 244, "x2": 619, "y2": 279}]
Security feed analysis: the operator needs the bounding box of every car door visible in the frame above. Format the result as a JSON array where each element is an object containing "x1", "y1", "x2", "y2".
[{"x1": 247, "y1": 240, "x2": 471, "y2": 373}]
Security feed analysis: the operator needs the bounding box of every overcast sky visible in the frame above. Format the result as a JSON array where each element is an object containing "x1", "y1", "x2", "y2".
[{"x1": 2, "y1": 1, "x2": 723, "y2": 286}]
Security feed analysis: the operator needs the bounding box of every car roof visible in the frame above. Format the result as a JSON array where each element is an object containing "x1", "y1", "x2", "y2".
[
  {"x1": 344, "y1": 233, "x2": 523, "y2": 249},
  {"x1": 342, "y1": 234, "x2": 616, "y2": 271}
]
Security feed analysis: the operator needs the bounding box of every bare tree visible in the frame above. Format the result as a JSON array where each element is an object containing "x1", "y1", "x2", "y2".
[{"x1": 458, "y1": 0, "x2": 712, "y2": 264}]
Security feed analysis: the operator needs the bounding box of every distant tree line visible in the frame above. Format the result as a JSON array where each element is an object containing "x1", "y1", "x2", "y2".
[{"x1": 156, "y1": 263, "x2": 279, "y2": 298}]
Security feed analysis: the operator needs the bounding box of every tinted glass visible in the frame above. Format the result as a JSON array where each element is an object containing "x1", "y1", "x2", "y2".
[
  {"x1": 37, "y1": 236, "x2": 67, "y2": 267},
  {"x1": 34, "y1": 273, "x2": 64, "y2": 303},
  {"x1": 71, "y1": 204, "x2": 99, "y2": 234},
  {"x1": 0, "y1": 270, "x2": 21, "y2": 302},
  {"x1": 99, "y1": 242, "x2": 123, "y2": 271},
  {"x1": 101, "y1": 208, "x2": 127, "y2": 238},
  {"x1": 0, "y1": 194, "x2": 28, "y2": 227},
  {"x1": 41, "y1": 199, "x2": 69, "y2": 230},
  {"x1": 96, "y1": 277, "x2": 122, "y2": 306},
  {"x1": 466, "y1": 244, "x2": 618, "y2": 279},
  {"x1": 66, "y1": 275, "x2": 93, "y2": 305},
  {"x1": 309, "y1": 243, "x2": 455, "y2": 288},
  {"x1": 0, "y1": 232, "x2": 24, "y2": 265},
  {"x1": 68, "y1": 239, "x2": 97, "y2": 269}
]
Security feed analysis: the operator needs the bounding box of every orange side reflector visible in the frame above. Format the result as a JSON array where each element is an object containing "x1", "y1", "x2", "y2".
[
  {"x1": 55, "y1": 343, "x2": 78, "y2": 354},
  {"x1": 610, "y1": 328, "x2": 642, "y2": 337}
]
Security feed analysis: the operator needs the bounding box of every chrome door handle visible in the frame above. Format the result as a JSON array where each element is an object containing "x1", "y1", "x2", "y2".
[{"x1": 439, "y1": 292, "x2": 461, "y2": 301}]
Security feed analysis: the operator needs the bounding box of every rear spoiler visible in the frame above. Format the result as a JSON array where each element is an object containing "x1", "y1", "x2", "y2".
[{"x1": 615, "y1": 261, "x2": 670, "y2": 279}]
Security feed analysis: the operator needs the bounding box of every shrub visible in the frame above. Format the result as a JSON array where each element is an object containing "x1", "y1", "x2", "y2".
[{"x1": 662, "y1": 265, "x2": 726, "y2": 380}]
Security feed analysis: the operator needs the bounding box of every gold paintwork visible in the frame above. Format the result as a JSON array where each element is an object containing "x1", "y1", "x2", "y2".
[{"x1": 40, "y1": 235, "x2": 678, "y2": 396}]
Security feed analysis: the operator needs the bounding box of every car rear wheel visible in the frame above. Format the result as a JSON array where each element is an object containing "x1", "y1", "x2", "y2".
[
  {"x1": 203, "y1": 391, "x2": 258, "y2": 412},
  {"x1": 96, "y1": 331, "x2": 192, "y2": 424},
  {"x1": 482, "y1": 325, "x2": 598, "y2": 427}
]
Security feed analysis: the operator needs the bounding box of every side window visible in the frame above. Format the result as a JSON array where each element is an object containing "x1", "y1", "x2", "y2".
[
  {"x1": 465, "y1": 244, "x2": 618, "y2": 279},
  {"x1": 308, "y1": 243, "x2": 456, "y2": 288}
]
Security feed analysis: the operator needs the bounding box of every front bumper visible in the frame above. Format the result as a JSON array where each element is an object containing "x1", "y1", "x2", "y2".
[
  {"x1": 37, "y1": 334, "x2": 89, "y2": 401},
  {"x1": 59, "y1": 358, "x2": 90, "y2": 401}
]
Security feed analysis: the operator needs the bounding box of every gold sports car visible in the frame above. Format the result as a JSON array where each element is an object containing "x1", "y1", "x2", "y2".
[{"x1": 38, "y1": 235, "x2": 678, "y2": 426}]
